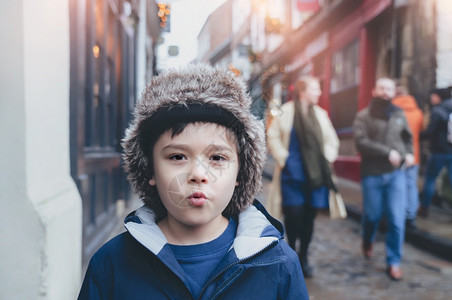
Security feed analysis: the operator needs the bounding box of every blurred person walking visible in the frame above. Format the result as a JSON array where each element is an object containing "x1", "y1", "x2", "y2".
[
  {"x1": 267, "y1": 76, "x2": 339, "y2": 278},
  {"x1": 418, "y1": 88, "x2": 452, "y2": 218},
  {"x1": 353, "y1": 78, "x2": 414, "y2": 281},
  {"x1": 392, "y1": 84, "x2": 424, "y2": 229}
]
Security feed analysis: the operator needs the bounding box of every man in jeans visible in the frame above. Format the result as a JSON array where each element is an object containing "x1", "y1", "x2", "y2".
[{"x1": 353, "y1": 78, "x2": 414, "y2": 281}]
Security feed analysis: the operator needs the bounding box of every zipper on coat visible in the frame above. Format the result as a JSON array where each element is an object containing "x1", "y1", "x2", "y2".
[{"x1": 197, "y1": 239, "x2": 279, "y2": 300}]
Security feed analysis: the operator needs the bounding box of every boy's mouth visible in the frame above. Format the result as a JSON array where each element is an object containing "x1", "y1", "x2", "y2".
[{"x1": 187, "y1": 192, "x2": 207, "y2": 207}]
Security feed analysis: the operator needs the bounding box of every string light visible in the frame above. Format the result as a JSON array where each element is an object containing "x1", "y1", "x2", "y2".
[
  {"x1": 92, "y1": 45, "x2": 100, "y2": 58},
  {"x1": 157, "y1": 3, "x2": 171, "y2": 29}
]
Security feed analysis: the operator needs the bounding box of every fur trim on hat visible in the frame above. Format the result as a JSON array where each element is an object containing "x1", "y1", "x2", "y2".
[{"x1": 122, "y1": 64, "x2": 267, "y2": 220}]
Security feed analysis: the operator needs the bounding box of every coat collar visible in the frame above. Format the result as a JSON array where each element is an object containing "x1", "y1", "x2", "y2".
[{"x1": 124, "y1": 200, "x2": 282, "y2": 260}]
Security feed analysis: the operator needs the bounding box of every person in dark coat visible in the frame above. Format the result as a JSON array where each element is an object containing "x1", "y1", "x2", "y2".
[
  {"x1": 419, "y1": 88, "x2": 452, "y2": 217},
  {"x1": 78, "y1": 64, "x2": 309, "y2": 299}
]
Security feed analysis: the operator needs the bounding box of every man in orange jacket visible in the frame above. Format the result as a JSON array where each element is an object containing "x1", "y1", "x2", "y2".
[{"x1": 392, "y1": 84, "x2": 424, "y2": 229}]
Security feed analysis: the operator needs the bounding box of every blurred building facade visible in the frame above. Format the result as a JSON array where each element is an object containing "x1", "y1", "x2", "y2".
[
  {"x1": 197, "y1": 0, "x2": 448, "y2": 182},
  {"x1": 0, "y1": 0, "x2": 160, "y2": 298},
  {"x1": 70, "y1": 0, "x2": 160, "y2": 269},
  {"x1": 197, "y1": 0, "x2": 233, "y2": 66},
  {"x1": 436, "y1": 0, "x2": 452, "y2": 87}
]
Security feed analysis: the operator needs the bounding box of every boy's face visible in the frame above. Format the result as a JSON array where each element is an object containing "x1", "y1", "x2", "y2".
[{"x1": 149, "y1": 123, "x2": 239, "y2": 232}]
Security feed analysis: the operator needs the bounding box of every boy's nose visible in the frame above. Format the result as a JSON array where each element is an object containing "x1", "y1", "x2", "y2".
[{"x1": 188, "y1": 159, "x2": 208, "y2": 183}]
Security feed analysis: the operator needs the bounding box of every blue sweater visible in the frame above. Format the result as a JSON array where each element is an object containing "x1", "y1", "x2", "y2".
[
  {"x1": 78, "y1": 200, "x2": 309, "y2": 299},
  {"x1": 169, "y1": 218, "x2": 237, "y2": 298}
]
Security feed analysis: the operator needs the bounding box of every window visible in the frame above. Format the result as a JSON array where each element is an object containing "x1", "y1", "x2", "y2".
[
  {"x1": 329, "y1": 40, "x2": 360, "y2": 132},
  {"x1": 330, "y1": 40, "x2": 360, "y2": 93},
  {"x1": 85, "y1": 1, "x2": 119, "y2": 149}
]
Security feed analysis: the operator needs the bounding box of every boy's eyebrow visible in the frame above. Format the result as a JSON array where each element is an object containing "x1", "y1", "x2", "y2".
[
  {"x1": 161, "y1": 144, "x2": 190, "y2": 152},
  {"x1": 204, "y1": 144, "x2": 235, "y2": 153},
  {"x1": 160, "y1": 143, "x2": 235, "y2": 153}
]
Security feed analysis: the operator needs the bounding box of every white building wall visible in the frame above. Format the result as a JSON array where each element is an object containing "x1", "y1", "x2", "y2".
[
  {"x1": 436, "y1": 0, "x2": 452, "y2": 88},
  {"x1": 232, "y1": 0, "x2": 251, "y2": 34},
  {"x1": 197, "y1": 30, "x2": 211, "y2": 63},
  {"x1": 250, "y1": 4, "x2": 266, "y2": 54},
  {"x1": 0, "y1": 0, "x2": 82, "y2": 298}
]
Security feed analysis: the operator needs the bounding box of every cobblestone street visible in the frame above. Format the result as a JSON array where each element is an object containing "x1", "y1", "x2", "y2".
[
  {"x1": 257, "y1": 171, "x2": 452, "y2": 300},
  {"x1": 300, "y1": 213, "x2": 452, "y2": 299}
]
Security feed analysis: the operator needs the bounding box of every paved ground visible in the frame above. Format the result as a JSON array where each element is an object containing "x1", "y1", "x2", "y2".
[
  {"x1": 303, "y1": 213, "x2": 452, "y2": 300},
  {"x1": 258, "y1": 172, "x2": 452, "y2": 300}
]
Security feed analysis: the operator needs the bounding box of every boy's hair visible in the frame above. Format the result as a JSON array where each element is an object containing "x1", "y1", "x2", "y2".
[{"x1": 122, "y1": 64, "x2": 266, "y2": 220}]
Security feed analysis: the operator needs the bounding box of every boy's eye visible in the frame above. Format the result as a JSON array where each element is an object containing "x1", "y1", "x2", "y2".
[
  {"x1": 169, "y1": 154, "x2": 186, "y2": 160},
  {"x1": 210, "y1": 154, "x2": 227, "y2": 162}
]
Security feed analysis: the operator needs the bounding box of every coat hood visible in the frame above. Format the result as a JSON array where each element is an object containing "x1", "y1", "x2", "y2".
[
  {"x1": 122, "y1": 64, "x2": 267, "y2": 219},
  {"x1": 392, "y1": 95, "x2": 419, "y2": 111}
]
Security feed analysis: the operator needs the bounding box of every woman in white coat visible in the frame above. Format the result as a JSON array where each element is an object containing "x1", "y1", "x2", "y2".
[{"x1": 266, "y1": 76, "x2": 339, "y2": 277}]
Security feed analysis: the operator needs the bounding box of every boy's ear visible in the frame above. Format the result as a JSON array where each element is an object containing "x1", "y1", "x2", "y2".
[
  {"x1": 149, "y1": 177, "x2": 156, "y2": 186},
  {"x1": 235, "y1": 181, "x2": 239, "y2": 186}
]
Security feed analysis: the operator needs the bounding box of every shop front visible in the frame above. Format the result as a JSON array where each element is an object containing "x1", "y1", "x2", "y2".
[{"x1": 284, "y1": 0, "x2": 393, "y2": 182}]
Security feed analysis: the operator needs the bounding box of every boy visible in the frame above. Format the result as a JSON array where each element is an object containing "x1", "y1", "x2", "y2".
[{"x1": 78, "y1": 64, "x2": 308, "y2": 299}]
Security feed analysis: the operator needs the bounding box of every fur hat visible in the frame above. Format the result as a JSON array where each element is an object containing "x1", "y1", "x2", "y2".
[{"x1": 122, "y1": 64, "x2": 266, "y2": 219}]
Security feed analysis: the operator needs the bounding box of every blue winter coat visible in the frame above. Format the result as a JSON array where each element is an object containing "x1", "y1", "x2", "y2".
[{"x1": 78, "y1": 200, "x2": 309, "y2": 299}]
